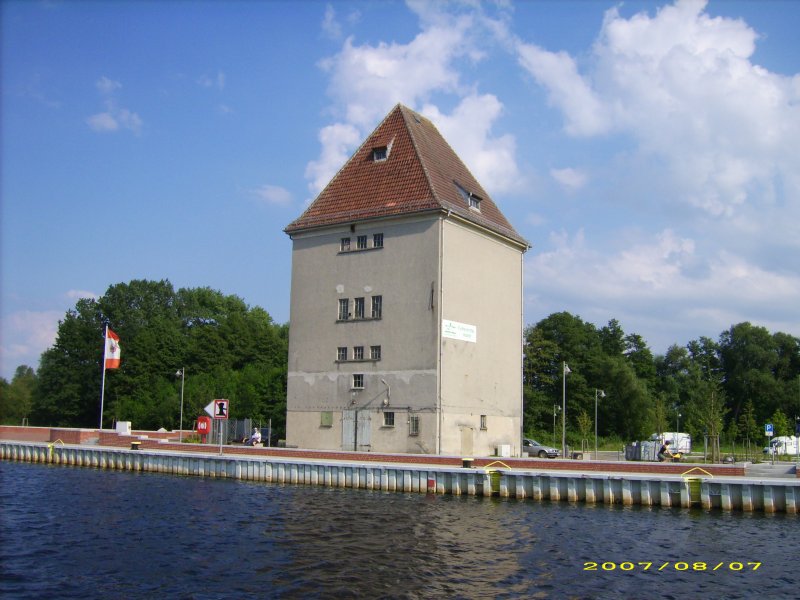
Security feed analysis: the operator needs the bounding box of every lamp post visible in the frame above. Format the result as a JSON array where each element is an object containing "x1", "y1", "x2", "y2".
[
  {"x1": 176, "y1": 368, "x2": 185, "y2": 443},
  {"x1": 594, "y1": 389, "x2": 605, "y2": 460},
  {"x1": 677, "y1": 412, "x2": 681, "y2": 434},
  {"x1": 553, "y1": 404, "x2": 561, "y2": 447},
  {"x1": 562, "y1": 362, "x2": 571, "y2": 458}
]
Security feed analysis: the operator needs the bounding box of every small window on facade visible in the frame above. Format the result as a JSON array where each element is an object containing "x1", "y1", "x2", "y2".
[
  {"x1": 371, "y1": 295, "x2": 382, "y2": 319},
  {"x1": 354, "y1": 297, "x2": 365, "y2": 319},
  {"x1": 337, "y1": 347, "x2": 348, "y2": 361},
  {"x1": 353, "y1": 346, "x2": 364, "y2": 361},
  {"x1": 480, "y1": 415, "x2": 487, "y2": 430},
  {"x1": 383, "y1": 412, "x2": 395, "y2": 427},
  {"x1": 409, "y1": 415, "x2": 420, "y2": 436},
  {"x1": 357, "y1": 235, "x2": 368, "y2": 249},
  {"x1": 372, "y1": 146, "x2": 388, "y2": 161},
  {"x1": 373, "y1": 233, "x2": 384, "y2": 248},
  {"x1": 340, "y1": 237, "x2": 351, "y2": 252},
  {"x1": 321, "y1": 411, "x2": 333, "y2": 427},
  {"x1": 352, "y1": 374, "x2": 364, "y2": 389},
  {"x1": 370, "y1": 345, "x2": 381, "y2": 360},
  {"x1": 338, "y1": 298, "x2": 349, "y2": 321}
]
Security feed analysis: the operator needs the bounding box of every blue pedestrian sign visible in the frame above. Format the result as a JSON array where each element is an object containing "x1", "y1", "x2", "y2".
[{"x1": 765, "y1": 423, "x2": 774, "y2": 437}]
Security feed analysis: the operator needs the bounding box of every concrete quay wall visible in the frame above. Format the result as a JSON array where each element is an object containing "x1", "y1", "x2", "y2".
[{"x1": 2, "y1": 441, "x2": 797, "y2": 514}]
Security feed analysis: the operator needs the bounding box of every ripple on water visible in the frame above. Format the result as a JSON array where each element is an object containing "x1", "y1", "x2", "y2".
[{"x1": 1, "y1": 462, "x2": 797, "y2": 599}]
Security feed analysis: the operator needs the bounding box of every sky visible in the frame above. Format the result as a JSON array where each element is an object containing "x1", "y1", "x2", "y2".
[{"x1": 2, "y1": 0, "x2": 799, "y2": 380}]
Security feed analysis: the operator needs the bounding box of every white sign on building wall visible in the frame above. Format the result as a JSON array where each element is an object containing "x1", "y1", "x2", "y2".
[{"x1": 442, "y1": 319, "x2": 477, "y2": 343}]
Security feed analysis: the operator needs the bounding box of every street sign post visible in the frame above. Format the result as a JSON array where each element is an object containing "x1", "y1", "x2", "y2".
[{"x1": 204, "y1": 399, "x2": 230, "y2": 454}]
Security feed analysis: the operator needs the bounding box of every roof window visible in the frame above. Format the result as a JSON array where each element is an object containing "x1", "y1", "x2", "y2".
[
  {"x1": 372, "y1": 146, "x2": 388, "y2": 161},
  {"x1": 371, "y1": 137, "x2": 394, "y2": 162},
  {"x1": 455, "y1": 182, "x2": 482, "y2": 212}
]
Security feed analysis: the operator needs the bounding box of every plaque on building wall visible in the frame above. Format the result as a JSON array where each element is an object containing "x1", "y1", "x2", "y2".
[{"x1": 442, "y1": 319, "x2": 477, "y2": 343}]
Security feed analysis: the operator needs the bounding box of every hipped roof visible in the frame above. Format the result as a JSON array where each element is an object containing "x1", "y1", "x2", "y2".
[{"x1": 285, "y1": 104, "x2": 528, "y2": 248}]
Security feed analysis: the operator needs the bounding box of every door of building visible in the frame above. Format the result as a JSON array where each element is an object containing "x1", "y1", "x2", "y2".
[{"x1": 342, "y1": 410, "x2": 371, "y2": 451}]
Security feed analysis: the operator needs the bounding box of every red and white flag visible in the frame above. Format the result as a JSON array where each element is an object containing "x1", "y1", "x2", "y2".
[{"x1": 104, "y1": 328, "x2": 121, "y2": 370}]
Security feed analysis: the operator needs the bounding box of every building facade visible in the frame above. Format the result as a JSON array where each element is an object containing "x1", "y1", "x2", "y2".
[{"x1": 284, "y1": 104, "x2": 529, "y2": 456}]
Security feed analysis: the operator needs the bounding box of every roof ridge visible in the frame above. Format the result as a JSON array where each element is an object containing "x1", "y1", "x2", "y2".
[{"x1": 397, "y1": 105, "x2": 439, "y2": 211}]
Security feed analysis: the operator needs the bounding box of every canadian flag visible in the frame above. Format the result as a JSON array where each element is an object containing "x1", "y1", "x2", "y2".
[{"x1": 104, "y1": 327, "x2": 121, "y2": 370}]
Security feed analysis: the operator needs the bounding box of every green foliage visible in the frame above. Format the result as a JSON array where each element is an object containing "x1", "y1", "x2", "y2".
[
  {"x1": 522, "y1": 314, "x2": 799, "y2": 456},
  {"x1": 29, "y1": 279, "x2": 287, "y2": 436},
  {"x1": 769, "y1": 409, "x2": 791, "y2": 437},
  {"x1": 0, "y1": 366, "x2": 37, "y2": 424}
]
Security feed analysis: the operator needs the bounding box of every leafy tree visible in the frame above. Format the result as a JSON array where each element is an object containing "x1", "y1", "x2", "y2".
[
  {"x1": 737, "y1": 399, "x2": 760, "y2": 443},
  {"x1": 31, "y1": 279, "x2": 288, "y2": 435},
  {"x1": 769, "y1": 408, "x2": 791, "y2": 437},
  {"x1": 0, "y1": 366, "x2": 37, "y2": 424}
]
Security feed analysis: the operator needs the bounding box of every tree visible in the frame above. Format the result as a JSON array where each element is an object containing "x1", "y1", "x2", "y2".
[
  {"x1": 32, "y1": 280, "x2": 288, "y2": 434},
  {"x1": 0, "y1": 366, "x2": 37, "y2": 424}
]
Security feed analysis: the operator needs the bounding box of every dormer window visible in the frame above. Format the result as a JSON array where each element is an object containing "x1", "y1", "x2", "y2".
[
  {"x1": 455, "y1": 182, "x2": 482, "y2": 212},
  {"x1": 372, "y1": 146, "x2": 388, "y2": 161}
]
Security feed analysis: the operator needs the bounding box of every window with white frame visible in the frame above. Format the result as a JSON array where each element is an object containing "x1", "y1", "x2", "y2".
[
  {"x1": 383, "y1": 412, "x2": 395, "y2": 427},
  {"x1": 338, "y1": 298, "x2": 349, "y2": 320},
  {"x1": 357, "y1": 235, "x2": 368, "y2": 249},
  {"x1": 370, "y1": 345, "x2": 381, "y2": 360},
  {"x1": 371, "y1": 295, "x2": 382, "y2": 319},
  {"x1": 352, "y1": 374, "x2": 364, "y2": 389},
  {"x1": 408, "y1": 415, "x2": 420, "y2": 436},
  {"x1": 353, "y1": 346, "x2": 364, "y2": 361},
  {"x1": 340, "y1": 237, "x2": 351, "y2": 252},
  {"x1": 354, "y1": 297, "x2": 365, "y2": 319},
  {"x1": 373, "y1": 233, "x2": 384, "y2": 248},
  {"x1": 337, "y1": 347, "x2": 348, "y2": 361},
  {"x1": 480, "y1": 415, "x2": 487, "y2": 430}
]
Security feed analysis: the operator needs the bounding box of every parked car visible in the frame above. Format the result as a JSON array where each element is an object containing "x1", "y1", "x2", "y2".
[{"x1": 523, "y1": 438, "x2": 560, "y2": 458}]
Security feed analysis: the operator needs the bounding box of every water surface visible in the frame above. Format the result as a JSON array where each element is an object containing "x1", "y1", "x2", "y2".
[{"x1": 1, "y1": 461, "x2": 795, "y2": 599}]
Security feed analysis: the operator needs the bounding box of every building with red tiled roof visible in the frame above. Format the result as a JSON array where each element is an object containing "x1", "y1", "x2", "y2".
[{"x1": 284, "y1": 104, "x2": 529, "y2": 456}]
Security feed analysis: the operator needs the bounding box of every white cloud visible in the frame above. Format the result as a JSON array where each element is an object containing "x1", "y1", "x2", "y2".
[
  {"x1": 524, "y1": 228, "x2": 800, "y2": 352},
  {"x1": 516, "y1": 43, "x2": 609, "y2": 136},
  {"x1": 305, "y1": 122, "x2": 361, "y2": 195},
  {"x1": 0, "y1": 310, "x2": 62, "y2": 377},
  {"x1": 421, "y1": 95, "x2": 524, "y2": 194},
  {"x1": 514, "y1": 0, "x2": 800, "y2": 220},
  {"x1": 309, "y1": 5, "x2": 525, "y2": 197},
  {"x1": 321, "y1": 4, "x2": 341, "y2": 39},
  {"x1": 86, "y1": 111, "x2": 119, "y2": 132},
  {"x1": 66, "y1": 289, "x2": 98, "y2": 301},
  {"x1": 95, "y1": 76, "x2": 122, "y2": 95},
  {"x1": 550, "y1": 167, "x2": 588, "y2": 191},
  {"x1": 252, "y1": 184, "x2": 292, "y2": 206},
  {"x1": 198, "y1": 71, "x2": 226, "y2": 90},
  {"x1": 87, "y1": 77, "x2": 143, "y2": 135}
]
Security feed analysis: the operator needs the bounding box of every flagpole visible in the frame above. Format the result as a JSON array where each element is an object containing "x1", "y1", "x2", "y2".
[
  {"x1": 562, "y1": 362, "x2": 569, "y2": 459},
  {"x1": 100, "y1": 325, "x2": 107, "y2": 430}
]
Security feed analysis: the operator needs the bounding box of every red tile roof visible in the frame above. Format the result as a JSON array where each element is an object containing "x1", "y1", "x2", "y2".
[{"x1": 285, "y1": 104, "x2": 528, "y2": 248}]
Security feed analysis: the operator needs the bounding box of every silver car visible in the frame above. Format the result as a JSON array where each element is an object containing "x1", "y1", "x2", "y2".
[{"x1": 523, "y1": 438, "x2": 560, "y2": 458}]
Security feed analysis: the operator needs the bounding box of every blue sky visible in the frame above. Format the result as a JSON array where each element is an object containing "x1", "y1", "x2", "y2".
[{"x1": 2, "y1": 0, "x2": 799, "y2": 380}]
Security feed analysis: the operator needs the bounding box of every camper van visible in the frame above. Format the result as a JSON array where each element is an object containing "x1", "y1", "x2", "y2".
[
  {"x1": 763, "y1": 436, "x2": 799, "y2": 456},
  {"x1": 650, "y1": 432, "x2": 691, "y2": 454}
]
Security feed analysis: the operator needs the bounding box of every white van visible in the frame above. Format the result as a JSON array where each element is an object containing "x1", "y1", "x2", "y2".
[
  {"x1": 650, "y1": 432, "x2": 691, "y2": 454},
  {"x1": 763, "y1": 436, "x2": 799, "y2": 456}
]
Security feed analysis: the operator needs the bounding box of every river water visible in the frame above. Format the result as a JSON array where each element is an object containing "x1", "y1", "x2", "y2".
[{"x1": 0, "y1": 461, "x2": 796, "y2": 599}]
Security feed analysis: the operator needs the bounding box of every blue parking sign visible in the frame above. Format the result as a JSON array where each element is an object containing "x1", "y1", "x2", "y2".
[{"x1": 765, "y1": 423, "x2": 773, "y2": 436}]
